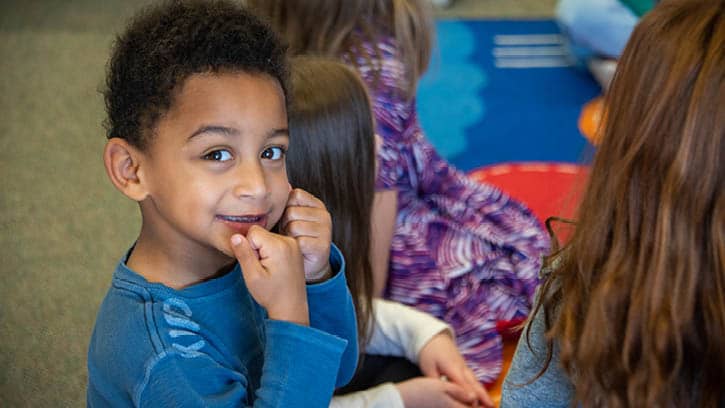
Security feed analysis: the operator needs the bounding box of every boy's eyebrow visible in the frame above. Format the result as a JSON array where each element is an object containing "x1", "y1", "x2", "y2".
[
  {"x1": 187, "y1": 125, "x2": 289, "y2": 140},
  {"x1": 188, "y1": 125, "x2": 239, "y2": 140},
  {"x1": 266, "y1": 128, "x2": 289, "y2": 139}
]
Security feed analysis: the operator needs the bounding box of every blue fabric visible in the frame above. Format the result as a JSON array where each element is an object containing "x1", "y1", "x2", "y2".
[
  {"x1": 556, "y1": 0, "x2": 639, "y2": 59},
  {"x1": 417, "y1": 20, "x2": 601, "y2": 171},
  {"x1": 87, "y1": 245, "x2": 358, "y2": 407}
]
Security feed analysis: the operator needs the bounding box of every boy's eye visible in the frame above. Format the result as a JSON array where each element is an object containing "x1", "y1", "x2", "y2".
[
  {"x1": 261, "y1": 146, "x2": 285, "y2": 160},
  {"x1": 203, "y1": 150, "x2": 233, "y2": 162}
]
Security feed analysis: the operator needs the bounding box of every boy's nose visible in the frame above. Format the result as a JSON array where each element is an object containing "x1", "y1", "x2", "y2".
[{"x1": 232, "y1": 162, "x2": 269, "y2": 199}]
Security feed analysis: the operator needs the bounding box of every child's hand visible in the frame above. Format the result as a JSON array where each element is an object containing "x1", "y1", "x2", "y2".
[
  {"x1": 278, "y1": 188, "x2": 333, "y2": 282},
  {"x1": 230, "y1": 227, "x2": 309, "y2": 326},
  {"x1": 396, "y1": 377, "x2": 476, "y2": 408},
  {"x1": 418, "y1": 332, "x2": 494, "y2": 408}
]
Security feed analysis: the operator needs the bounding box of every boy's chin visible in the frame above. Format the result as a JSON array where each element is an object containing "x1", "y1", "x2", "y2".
[{"x1": 215, "y1": 243, "x2": 236, "y2": 261}]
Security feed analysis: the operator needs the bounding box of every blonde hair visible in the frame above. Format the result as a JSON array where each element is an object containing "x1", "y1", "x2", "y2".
[
  {"x1": 531, "y1": 0, "x2": 725, "y2": 406},
  {"x1": 248, "y1": 0, "x2": 434, "y2": 99}
]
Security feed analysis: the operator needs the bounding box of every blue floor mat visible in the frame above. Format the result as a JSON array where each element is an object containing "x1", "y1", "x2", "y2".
[{"x1": 417, "y1": 19, "x2": 602, "y2": 171}]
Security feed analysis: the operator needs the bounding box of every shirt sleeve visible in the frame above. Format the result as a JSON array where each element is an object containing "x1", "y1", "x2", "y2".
[
  {"x1": 500, "y1": 302, "x2": 575, "y2": 408},
  {"x1": 306, "y1": 243, "x2": 360, "y2": 387},
  {"x1": 366, "y1": 298, "x2": 452, "y2": 363},
  {"x1": 138, "y1": 321, "x2": 348, "y2": 407},
  {"x1": 330, "y1": 382, "x2": 404, "y2": 408}
]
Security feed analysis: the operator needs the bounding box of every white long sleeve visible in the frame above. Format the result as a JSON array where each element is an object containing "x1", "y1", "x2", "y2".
[
  {"x1": 330, "y1": 299, "x2": 453, "y2": 408},
  {"x1": 330, "y1": 383, "x2": 404, "y2": 408},
  {"x1": 365, "y1": 298, "x2": 452, "y2": 363}
]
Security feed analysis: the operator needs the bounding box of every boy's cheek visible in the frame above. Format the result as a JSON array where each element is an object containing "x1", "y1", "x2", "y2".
[
  {"x1": 265, "y1": 174, "x2": 292, "y2": 232},
  {"x1": 267, "y1": 204, "x2": 286, "y2": 233}
]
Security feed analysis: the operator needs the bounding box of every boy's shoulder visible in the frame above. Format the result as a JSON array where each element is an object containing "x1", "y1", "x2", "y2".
[
  {"x1": 88, "y1": 262, "x2": 188, "y2": 371},
  {"x1": 87, "y1": 258, "x2": 262, "y2": 404},
  {"x1": 89, "y1": 257, "x2": 254, "y2": 359},
  {"x1": 87, "y1": 263, "x2": 168, "y2": 405}
]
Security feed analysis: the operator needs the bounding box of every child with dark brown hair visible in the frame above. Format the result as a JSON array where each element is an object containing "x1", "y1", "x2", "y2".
[{"x1": 87, "y1": 2, "x2": 358, "y2": 405}]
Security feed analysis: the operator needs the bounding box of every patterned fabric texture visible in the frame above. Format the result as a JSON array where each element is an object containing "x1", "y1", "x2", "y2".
[{"x1": 343, "y1": 35, "x2": 551, "y2": 383}]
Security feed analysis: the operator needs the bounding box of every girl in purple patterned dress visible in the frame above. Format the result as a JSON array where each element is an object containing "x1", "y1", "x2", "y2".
[{"x1": 250, "y1": 0, "x2": 551, "y2": 383}]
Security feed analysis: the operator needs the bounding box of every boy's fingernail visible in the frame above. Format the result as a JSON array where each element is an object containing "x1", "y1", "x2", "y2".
[{"x1": 231, "y1": 234, "x2": 242, "y2": 246}]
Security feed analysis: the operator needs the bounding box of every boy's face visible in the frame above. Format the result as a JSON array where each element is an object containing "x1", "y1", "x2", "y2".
[{"x1": 139, "y1": 72, "x2": 290, "y2": 259}]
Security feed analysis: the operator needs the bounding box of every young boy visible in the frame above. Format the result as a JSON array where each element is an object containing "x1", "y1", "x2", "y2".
[{"x1": 87, "y1": 1, "x2": 358, "y2": 406}]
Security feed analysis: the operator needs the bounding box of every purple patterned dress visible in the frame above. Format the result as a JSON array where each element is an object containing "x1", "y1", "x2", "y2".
[{"x1": 343, "y1": 36, "x2": 550, "y2": 382}]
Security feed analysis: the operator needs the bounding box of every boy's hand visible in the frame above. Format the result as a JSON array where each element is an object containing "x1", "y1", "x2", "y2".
[
  {"x1": 230, "y1": 227, "x2": 309, "y2": 326},
  {"x1": 278, "y1": 188, "x2": 333, "y2": 282},
  {"x1": 418, "y1": 332, "x2": 494, "y2": 408}
]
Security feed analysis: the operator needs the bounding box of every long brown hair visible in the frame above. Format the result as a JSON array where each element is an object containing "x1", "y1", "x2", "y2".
[
  {"x1": 531, "y1": 0, "x2": 725, "y2": 406},
  {"x1": 247, "y1": 0, "x2": 434, "y2": 99},
  {"x1": 285, "y1": 56, "x2": 376, "y2": 348}
]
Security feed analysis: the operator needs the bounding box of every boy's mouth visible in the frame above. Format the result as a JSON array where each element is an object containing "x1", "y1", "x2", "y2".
[{"x1": 216, "y1": 214, "x2": 268, "y2": 235}]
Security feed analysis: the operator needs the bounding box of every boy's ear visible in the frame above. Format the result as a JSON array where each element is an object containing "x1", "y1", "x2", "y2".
[{"x1": 103, "y1": 138, "x2": 150, "y2": 202}]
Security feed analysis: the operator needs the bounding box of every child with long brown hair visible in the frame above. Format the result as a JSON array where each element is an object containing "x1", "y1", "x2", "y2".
[
  {"x1": 250, "y1": 0, "x2": 551, "y2": 384},
  {"x1": 502, "y1": 0, "x2": 724, "y2": 406},
  {"x1": 287, "y1": 56, "x2": 494, "y2": 408}
]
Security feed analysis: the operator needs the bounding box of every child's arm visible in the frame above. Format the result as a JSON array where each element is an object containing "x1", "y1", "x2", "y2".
[
  {"x1": 331, "y1": 383, "x2": 404, "y2": 407},
  {"x1": 279, "y1": 188, "x2": 360, "y2": 386},
  {"x1": 365, "y1": 298, "x2": 449, "y2": 359},
  {"x1": 330, "y1": 380, "x2": 475, "y2": 408},
  {"x1": 417, "y1": 332, "x2": 493, "y2": 407},
  {"x1": 366, "y1": 299, "x2": 494, "y2": 407},
  {"x1": 329, "y1": 326, "x2": 473, "y2": 408},
  {"x1": 134, "y1": 321, "x2": 349, "y2": 407},
  {"x1": 305, "y1": 244, "x2": 359, "y2": 387},
  {"x1": 226, "y1": 227, "x2": 351, "y2": 406},
  {"x1": 370, "y1": 189, "x2": 397, "y2": 297},
  {"x1": 329, "y1": 374, "x2": 478, "y2": 408}
]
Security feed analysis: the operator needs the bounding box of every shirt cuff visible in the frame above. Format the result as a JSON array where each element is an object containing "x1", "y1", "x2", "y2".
[
  {"x1": 306, "y1": 243, "x2": 345, "y2": 288},
  {"x1": 330, "y1": 382, "x2": 404, "y2": 408},
  {"x1": 261, "y1": 319, "x2": 347, "y2": 404}
]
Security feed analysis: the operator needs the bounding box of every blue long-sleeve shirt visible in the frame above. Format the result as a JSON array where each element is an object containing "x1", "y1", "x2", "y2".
[{"x1": 87, "y1": 245, "x2": 358, "y2": 407}]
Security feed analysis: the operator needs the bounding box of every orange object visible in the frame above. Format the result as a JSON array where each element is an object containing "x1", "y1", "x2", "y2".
[
  {"x1": 578, "y1": 96, "x2": 605, "y2": 145},
  {"x1": 485, "y1": 319, "x2": 526, "y2": 406},
  {"x1": 486, "y1": 338, "x2": 519, "y2": 407}
]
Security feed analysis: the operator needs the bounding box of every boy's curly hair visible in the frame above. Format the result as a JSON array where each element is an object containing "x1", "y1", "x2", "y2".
[{"x1": 104, "y1": 0, "x2": 288, "y2": 149}]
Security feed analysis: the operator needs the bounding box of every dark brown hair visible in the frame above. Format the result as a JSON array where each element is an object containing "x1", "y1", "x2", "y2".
[
  {"x1": 247, "y1": 0, "x2": 433, "y2": 100},
  {"x1": 286, "y1": 56, "x2": 376, "y2": 348},
  {"x1": 530, "y1": 0, "x2": 724, "y2": 406},
  {"x1": 104, "y1": 0, "x2": 287, "y2": 150}
]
